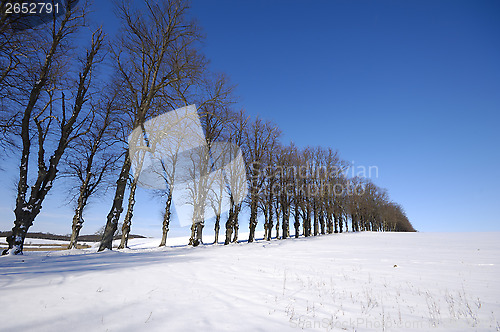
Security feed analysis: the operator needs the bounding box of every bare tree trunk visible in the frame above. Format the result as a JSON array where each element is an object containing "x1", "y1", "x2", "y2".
[
  {"x1": 293, "y1": 203, "x2": 300, "y2": 238},
  {"x1": 5, "y1": 209, "x2": 40, "y2": 255},
  {"x1": 195, "y1": 221, "x2": 204, "y2": 246},
  {"x1": 326, "y1": 212, "x2": 333, "y2": 234},
  {"x1": 224, "y1": 204, "x2": 234, "y2": 245},
  {"x1": 305, "y1": 204, "x2": 312, "y2": 237},
  {"x1": 189, "y1": 200, "x2": 205, "y2": 247},
  {"x1": 302, "y1": 211, "x2": 307, "y2": 237},
  {"x1": 308, "y1": 209, "x2": 312, "y2": 236},
  {"x1": 248, "y1": 198, "x2": 258, "y2": 243},
  {"x1": 189, "y1": 223, "x2": 196, "y2": 245},
  {"x1": 334, "y1": 212, "x2": 339, "y2": 233},
  {"x1": 232, "y1": 207, "x2": 240, "y2": 243},
  {"x1": 224, "y1": 214, "x2": 233, "y2": 245},
  {"x1": 190, "y1": 222, "x2": 204, "y2": 247},
  {"x1": 214, "y1": 214, "x2": 220, "y2": 244},
  {"x1": 159, "y1": 191, "x2": 173, "y2": 247},
  {"x1": 267, "y1": 200, "x2": 274, "y2": 240},
  {"x1": 282, "y1": 207, "x2": 289, "y2": 239},
  {"x1": 67, "y1": 156, "x2": 93, "y2": 249},
  {"x1": 351, "y1": 213, "x2": 358, "y2": 232},
  {"x1": 275, "y1": 204, "x2": 281, "y2": 240},
  {"x1": 263, "y1": 209, "x2": 269, "y2": 241},
  {"x1": 319, "y1": 210, "x2": 325, "y2": 235},
  {"x1": 99, "y1": 153, "x2": 131, "y2": 251},
  {"x1": 267, "y1": 204, "x2": 274, "y2": 241},
  {"x1": 118, "y1": 178, "x2": 138, "y2": 249},
  {"x1": 313, "y1": 200, "x2": 319, "y2": 236},
  {"x1": 68, "y1": 196, "x2": 87, "y2": 249}
]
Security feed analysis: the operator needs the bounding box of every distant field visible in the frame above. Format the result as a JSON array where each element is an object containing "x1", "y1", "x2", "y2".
[
  {"x1": 0, "y1": 238, "x2": 93, "y2": 251},
  {"x1": 0, "y1": 232, "x2": 147, "y2": 252},
  {"x1": 0, "y1": 241, "x2": 91, "y2": 251}
]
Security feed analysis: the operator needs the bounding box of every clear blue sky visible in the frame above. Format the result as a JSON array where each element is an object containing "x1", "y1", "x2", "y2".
[{"x1": 1, "y1": 0, "x2": 499, "y2": 236}]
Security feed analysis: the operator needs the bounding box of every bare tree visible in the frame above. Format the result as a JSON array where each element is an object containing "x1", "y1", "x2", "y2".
[
  {"x1": 0, "y1": 6, "x2": 27, "y2": 153},
  {"x1": 185, "y1": 144, "x2": 211, "y2": 246},
  {"x1": 209, "y1": 159, "x2": 226, "y2": 244},
  {"x1": 289, "y1": 147, "x2": 302, "y2": 238},
  {"x1": 278, "y1": 145, "x2": 295, "y2": 239},
  {"x1": 3, "y1": 1, "x2": 105, "y2": 255},
  {"x1": 156, "y1": 112, "x2": 187, "y2": 247},
  {"x1": 244, "y1": 117, "x2": 280, "y2": 243},
  {"x1": 99, "y1": 0, "x2": 205, "y2": 251},
  {"x1": 260, "y1": 146, "x2": 278, "y2": 241},
  {"x1": 208, "y1": 140, "x2": 242, "y2": 245},
  {"x1": 117, "y1": 149, "x2": 146, "y2": 249},
  {"x1": 186, "y1": 74, "x2": 235, "y2": 246},
  {"x1": 222, "y1": 109, "x2": 249, "y2": 245},
  {"x1": 64, "y1": 90, "x2": 122, "y2": 249}
]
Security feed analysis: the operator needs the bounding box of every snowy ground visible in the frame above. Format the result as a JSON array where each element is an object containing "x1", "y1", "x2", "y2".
[
  {"x1": 0, "y1": 232, "x2": 499, "y2": 331},
  {"x1": 1, "y1": 237, "x2": 94, "y2": 250}
]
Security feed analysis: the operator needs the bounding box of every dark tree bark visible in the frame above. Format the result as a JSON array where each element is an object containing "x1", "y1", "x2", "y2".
[
  {"x1": 274, "y1": 199, "x2": 281, "y2": 240},
  {"x1": 263, "y1": 190, "x2": 274, "y2": 241},
  {"x1": 282, "y1": 206, "x2": 290, "y2": 240},
  {"x1": 99, "y1": 152, "x2": 131, "y2": 251},
  {"x1": 313, "y1": 199, "x2": 319, "y2": 236},
  {"x1": 334, "y1": 211, "x2": 339, "y2": 234},
  {"x1": 232, "y1": 204, "x2": 241, "y2": 243},
  {"x1": 213, "y1": 213, "x2": 221, "y2": 244},
  {"x1": 224, "y1": 204, "x2": 234, "y2": 245},
  {"x1": 118, "y1": 178, "x2": 138, "y2": 249},
  {"x1": 319, "y1": 210, "x2": 326, "y2": 235},
  {"x1": 245, "y1": 119, "x2": 280, "y2": 243},
  {"x1": 248, "y1": 193, "x2": 258, "y2": 242},
  {"x1": 159, "y1": 191, "x2": 173, "y2": 247},
  {"x1": 293, "y1": 202, "x2": 300, "y2": 238},
  {"x1": 68, "y1": 195, "x2": 88, "y2": 250}
]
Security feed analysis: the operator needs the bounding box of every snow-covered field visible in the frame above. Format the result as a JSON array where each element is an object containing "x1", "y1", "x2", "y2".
[
  {"x1": 0, "y1": 232, "x2": 499, "y2": 331},
  {"x1": 1, "y1": 237, "x2": 94, "y2": 250}
]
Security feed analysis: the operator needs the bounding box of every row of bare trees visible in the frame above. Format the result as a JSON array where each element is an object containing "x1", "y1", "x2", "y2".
[
  {"x1": 256, "y1": 145, "x2": 415, "y2": 241},
  {"x1": 1, "y1": 0, "x2": 109, "y2": 254},
  {"x1": 206, "y1": 132, "x2": 415, "y2": 246},
  {"x1": 134, "y1": 106, "x2": 415, "y2": 248},
  {"x1": 0, "y1": 0, "x2": 414, "y2": 255}
]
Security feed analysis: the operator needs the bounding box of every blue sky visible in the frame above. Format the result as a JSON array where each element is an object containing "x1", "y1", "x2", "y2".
[{"x1": 1, "y1": 0, "x2": 499, "y2": 236}]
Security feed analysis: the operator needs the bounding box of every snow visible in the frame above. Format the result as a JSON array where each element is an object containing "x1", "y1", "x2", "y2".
[
  {"x1": 1, "y1": 237, "x2": 94, "y2": 248},
  {"x1": 0, "y1": 232, "x2": 499, "y2": 331}
]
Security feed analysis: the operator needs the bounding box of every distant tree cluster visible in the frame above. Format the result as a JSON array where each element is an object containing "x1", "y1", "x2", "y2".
[
  {"x1": 248, "y1": 146, "x2": 416, "y2": 244},
  {"x1": 0, "y1": 0, "x2": 414, "y2": 255}
]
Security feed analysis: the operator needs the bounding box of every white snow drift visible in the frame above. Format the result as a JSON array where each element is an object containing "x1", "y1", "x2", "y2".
[{"x1": 0, "y1": 232, "x2": 499, "y2": 331}]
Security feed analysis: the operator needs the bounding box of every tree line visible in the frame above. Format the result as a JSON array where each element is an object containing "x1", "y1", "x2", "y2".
[{"x1": 0, "y1": 0, "x2": 414, "y2": 255}]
